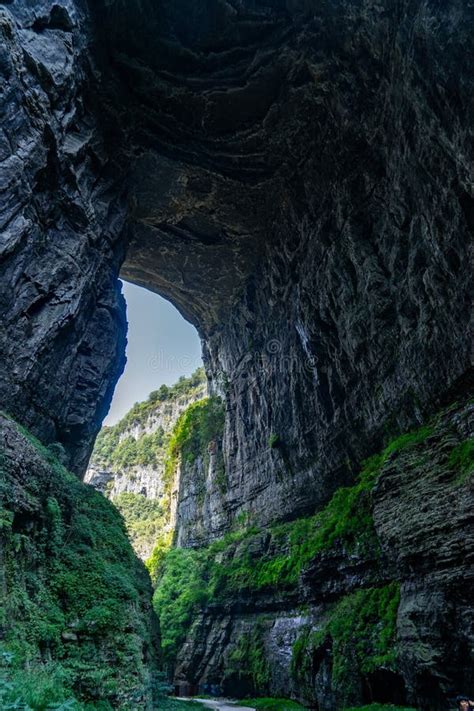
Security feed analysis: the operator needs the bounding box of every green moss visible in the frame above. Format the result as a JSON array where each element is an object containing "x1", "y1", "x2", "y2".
[
  {"x1": 0, "y1": 416, "x2": 159, "y2": 709},
  {"x1": 152, "y1": 421, "x2": 429, "y2": 685},
  {"x1": 225, "y1": 629, "x2": 271, "y2": 693},
  {"x1": 449, "y1": 438, "x2": 474, "y2": 484},
  {"x1": 291, "y1": 584, "x2": 401, "y2": 705},
  {"x1": 152, "y1": 548, "x2": 208, "y2": 667},
  {"x1": 166, "y1": 396, "x2": 225, "y2": 468},
  {"x1": 201, "y1": 422, "x2": 433, "y2": 597},
  {"x1": 268, "y1": 433, "x2": 281, "y2": 449}
]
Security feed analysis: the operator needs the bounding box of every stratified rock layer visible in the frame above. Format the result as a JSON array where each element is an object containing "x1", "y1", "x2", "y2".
[
  {"x1": 0, "y1": 0, "x2": 127, "y2": 474},
  {"x1": 97, "y1": 0, "x2": 472, "y2": 538},
  {"x1": 172, "y1": 394, "x2": 473, "y2": 711},
  {"x1": 0, "y1": 1, "x2": 472, "y2": 709}
]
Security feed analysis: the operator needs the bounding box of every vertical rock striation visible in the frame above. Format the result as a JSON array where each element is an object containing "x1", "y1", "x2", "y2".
[
  {"x1": 0, "y1": 0, "x2": 472, "y2": 708},
  {"x1": 0, "y1": 0, "x2": 127, "y2": 474}
]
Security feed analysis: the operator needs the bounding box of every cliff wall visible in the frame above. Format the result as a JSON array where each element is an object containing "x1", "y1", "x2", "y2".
[
  {"x1": 0, "y1": 1, "x2": 472, "y2": 709},
  {"x1": 85, "y1": 368, "x2": 207, "y2": 558}
]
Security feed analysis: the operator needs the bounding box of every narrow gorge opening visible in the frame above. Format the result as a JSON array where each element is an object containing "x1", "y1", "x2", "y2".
[
  {"x1": 85, "y1": 279, "x2": 208, "y2": 564},
  {"x1": 104, "y1": 281, "x2": 203, "y2": 427}
]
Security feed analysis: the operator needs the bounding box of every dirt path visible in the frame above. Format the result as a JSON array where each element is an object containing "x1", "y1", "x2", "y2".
[{"x1": 177, "y1": 698, "x2": 255, "y2": 711}]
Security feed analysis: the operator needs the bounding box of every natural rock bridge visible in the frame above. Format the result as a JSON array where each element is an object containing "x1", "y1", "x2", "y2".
[{"x1": 0, "y1": 1, "x2": 471, "y2": 709}]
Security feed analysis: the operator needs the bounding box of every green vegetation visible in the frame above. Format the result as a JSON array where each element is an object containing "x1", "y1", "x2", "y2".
[
  {"x1": 225, "y1": 630, "x2": 271, "y2": 693},
  {"x1": 165, "y1": 396, "x2": 225, "y2": 476},
  {"x1": 152, "y1": 548, "x2": 208, "y2": 666},
  {"x1": 0, "y1": 660, "x2": 196, "y2": 711},
  {"x1": 153, "y1": 423, "x2": 430, "y2": 671},
  {"x1": 91, "y1": 367, "x2": 206, "y2": 469},
  {"x1": 113, "y1": 492, "x2": 166, "y2": 555},
  {"x1": 89, "y1": 370, "x2": 214, "y2": 565},
  {"x1": 0, "y1": 415, "x2": 159, "y2": 709},
  {"x1": 0, "y1": 662, "x2": 112, "y2": 710},
  {"x1": 146, "y1": 395, "x2": 225, "y2": 585},
  {"x1": 268, "y1": 433, "x2": 281, "y2": 449},
  {"x1": 106, "y1": 429, "x2": 165, "y2": 470},
  {"x1": 291, "y1": 584, "x2": 401, "y2": 704},
  {"x1": 237, "y1": 699, "x2": 306, "y2": 711},
  {"x1": 159, "y1": 700, "x2": 202, "y2": 710},
  {"x1": 449, "y1": 437, "x2": 474, "y2": 484}
]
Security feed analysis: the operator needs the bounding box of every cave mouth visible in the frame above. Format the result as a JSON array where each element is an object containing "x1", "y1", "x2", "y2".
[{"x1": 104, "y1": 280, "x2": 204, "y2": 427}]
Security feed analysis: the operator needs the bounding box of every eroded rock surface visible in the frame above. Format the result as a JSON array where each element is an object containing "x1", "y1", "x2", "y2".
[
  {"x1": 173, "y1": 395, "x2": 473, "y2": 710},
  {"x1": 0, "y1": 1, "x2": 127, "y2": 474},
  {"x1": 0, "y1": 1, "x2": 472, "y2": 709},
  {"x1": 95, "y1": 0, "x2": 473, "y2": 536}
]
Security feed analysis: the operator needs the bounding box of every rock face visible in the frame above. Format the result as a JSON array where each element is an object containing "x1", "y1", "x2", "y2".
[
  {"x1": 97, "y1": 0, "x2": 472, "y2": 540},
  {"x1": 2, "y1": 0, "x2": 471, "y2": 514},
  {"x1": 0, "y1": 0, "x2": 472, "y2": 709},
  {"x1": 0, "y1": 0, "x2": 127, "y2": 475},
  {"x1": 85, "y1": 369, "x2": 207, "y2": 557},
  {"x1": 171, "y1": 393, "x2": 473, "y2": 710},
  {"x1": 85, "y1": 370, "x2": 206, "y2": 500}
]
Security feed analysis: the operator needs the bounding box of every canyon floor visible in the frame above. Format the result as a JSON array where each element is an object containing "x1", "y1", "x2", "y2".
[{"x1": 179, "y1": 700, "x2": 255, "y2": 711}]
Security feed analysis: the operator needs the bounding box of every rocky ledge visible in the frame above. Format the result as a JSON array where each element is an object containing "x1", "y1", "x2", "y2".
[{"x1": 159, "y1": 388, "x2": 473, "y2": 711}]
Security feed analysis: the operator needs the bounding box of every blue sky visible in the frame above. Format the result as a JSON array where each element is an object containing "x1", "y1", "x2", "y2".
[{"x1": 104, "y1": 281, "x2": 203, "y2": 425}]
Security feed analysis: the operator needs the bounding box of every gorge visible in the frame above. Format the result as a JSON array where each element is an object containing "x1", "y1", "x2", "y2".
[{"x1": 0, "y1": 1, "x2": 472, "y2": 710}]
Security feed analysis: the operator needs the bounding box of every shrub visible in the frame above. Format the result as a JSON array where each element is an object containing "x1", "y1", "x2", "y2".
[{"x1": 152, "y1": 548, "x2": 208, "y2": 666}]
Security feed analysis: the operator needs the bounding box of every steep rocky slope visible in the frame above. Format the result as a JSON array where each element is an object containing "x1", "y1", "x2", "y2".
[
  {"x1": 1, "y1": 0, "x2": 471, "y2": 510},
  {"x1": 91, "y1": 0, "x2": 472, "y2": 537},
  {"x1": 0, "y1": 0, "x2": 127, "y2": 475},
  {"x1": 0, "y1": 413, "x2": 160, "y2": 709},
  {"x1": 85, "y1": 368, "x2": 207, "y2": 558},
  {"x1": 158, "y1": 387, "x2": 473, "y2": 710}
]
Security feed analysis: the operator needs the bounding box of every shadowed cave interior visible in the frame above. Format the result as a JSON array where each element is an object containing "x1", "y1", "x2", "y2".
[{"x1": 0, "y1": 1, "x2": 472, "y2": 710}]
